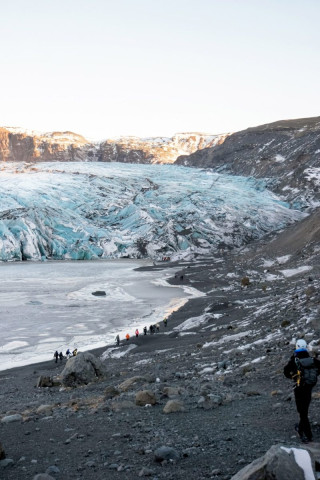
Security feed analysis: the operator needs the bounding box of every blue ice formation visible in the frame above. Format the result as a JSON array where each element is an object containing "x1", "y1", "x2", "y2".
[{"x1": 0, "y1": 162, "x2": 305, "y2": 261}]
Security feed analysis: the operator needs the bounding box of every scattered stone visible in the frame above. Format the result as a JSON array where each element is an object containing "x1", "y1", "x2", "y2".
[
  {"x1": 162, "y1": 386, "x2": 184, "y2": 397},
  {"x1": 46, "y1": 465, "x2": 60, "y2": 475},
  {"x1": 154, "y1": 446, "x2": 180, "y2": 462},
  {"x1": 104, "y1": 385, "x2": 120, "y2": 399},
  {"x1": 0, "y1": 458, "x2": 14, "y2": 468},
  {"x1": 211, "y1": 468, "x2": 222, "y2": 475},
  {"x1": 198, "y1": 394, "x2": 223, "y2": 409},
  {"x1": 281, "y1": 320, "x2": 291, "y2": 328},
  {"x1": 306, "y1": 286, "x2": 316, "y2": 297},
  {"x1": 110, "y1": 400, "x2": 136, "y2": 412},
  {"x1": 37, "y1": 404, "x2": 54, "y2": 415},
  {"x1": 139, "y1": 466, "x2": 155, "y2": 476},
  {"x1": 92, "y1": 290, "x2": 106, "y2": 296},
  {"x1": 163, "y1": 400, "x2": 185, "y2": 414},
  {"x1": 36, "y1": 376, "x2": 54, "y2": 388},
  {"x1": 33, "y1": 475, "x2": 56, "y2": 480},
  {"x1": 1, "y1": 414, "x2": 23, "y2": 424},
  {"x1": 135, "y1": 390, "x2": 156, "y2": 406},
  {"x1": 117, "y1": 376, "x2": 146, "y2": 392}
]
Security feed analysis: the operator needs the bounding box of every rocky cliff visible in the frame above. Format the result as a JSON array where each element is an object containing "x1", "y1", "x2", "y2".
[
  {"x1": 0, "y1": 128, "x2": 227, "y2": 164},
  {"x1": 99, "y1": 132, "x2": 228, "y2": 164},
  {"x1": 0, "y1": 128, "x2": 100, "y2": 163},
  {"x1": 176, "y1": 116, "x2": 320, "y2": 206}
]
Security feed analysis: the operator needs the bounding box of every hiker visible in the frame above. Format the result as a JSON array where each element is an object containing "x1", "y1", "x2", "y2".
[
  {"x1": 54, "y1": 351, "x2": 59, "y2": 363},
  {"x1": 59, "y1": 352, "x2": 63, "y2": 362},
  {"x1": 115, "y1": 334, "x2": 120, "y2": 346},
  {"x1": 284, "y1": 339, "x2": 320, "y2": 442},
  {"x1": 163, "y1": 318, "x2": 168, "y2": 327},
  {"x1": 72, "y1": 348, "x2": 78, "y2": 356},
  {"x1": 156, "y1": 323, "x2": 160, "y2": 333},
  {"x1": 143, "y1": 326, "x2": 147, "y2": 335},
  {"x1": 126, "y1": 333, "x2": 130, "y2": 341},
  {"x1": 66, "y1": 348, "x2": 71, "y2": 358},
  {"x1": 135, "y1": 328, "x2": 139, "y2": 337},
  {"x1": 149, "y1": 324, "x2": 154, "y2": 334}
]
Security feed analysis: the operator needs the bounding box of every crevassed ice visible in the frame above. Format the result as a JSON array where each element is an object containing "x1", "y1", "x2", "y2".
[{"x1": 0, "y1": 162, "x2": 306, "y2": 262}]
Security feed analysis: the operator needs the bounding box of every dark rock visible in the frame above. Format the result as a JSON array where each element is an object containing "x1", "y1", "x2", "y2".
[
  {"x1": 135, "y1": 390, "x2": 157, "y2": 406},
  {"x1": 104, "y1": 385, "x2": 120, "y2": 399},
  {"x1": 36, "y1": 376, "x2": 54, "y2": 388},
  {"x1": 46, "y1": 465, "x2": 60, "y2": 475},
  {"x1": 154, "y1": 446, "x2": 180, "y2": 462},
  {"x1": 92, "y1": 290, "x2": 106, "y2": 296},
  {"x1": 0, "y1": 458, "x2": 13, "y2": 468},
  {"x1": 230, "y1": 445, "x2": 308, "y2": 480},
  {"x1": 0, "y1": 443, "x2": 5, "y2": 460}
]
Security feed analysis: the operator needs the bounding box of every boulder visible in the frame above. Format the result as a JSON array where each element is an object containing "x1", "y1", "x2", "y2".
[
  {"x1": 117, "y1": 376, "x2": 146, "y2": 392},
  {"x1": 154, "y1": 446, "x2": 180, "y2": 462},
  {"x1": 135, "y1": 390, "x2": 156, "y2": 406},
  {"x1": 230, "y1": 445, "x2": 314, "y2": 480},
  {"x1": 163, "y1": 400, "x2": 185, "y2": 414},
  {"x1": 104, "y1": 386, "x2": 120, "y2": 399},
  {"x1": 110, "y1": 400, "x2": 136, "y2": 412},
  {"x1": 36, "y1": 405, "x2": 54, "y2": 415},
  {"x1": 92, "y1": 291, "x2": 106, "y2": 296},
  {"x1": 60, "y1": 352, "x2": 107, "y2": 387},
  {"x1": 1, "y1": 414, "x2": 23, "y2": 424},
  {"x1": 162, "y1": 386, "x2": 185, "y2": 397},
  {"x1": 36, "y1": 376, "x2": 54, "y2": 388}
]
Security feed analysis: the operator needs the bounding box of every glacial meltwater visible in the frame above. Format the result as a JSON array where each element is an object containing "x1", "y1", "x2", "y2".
[{"x1": 0, "y1": 259, "x2": 197, "y2": 371}]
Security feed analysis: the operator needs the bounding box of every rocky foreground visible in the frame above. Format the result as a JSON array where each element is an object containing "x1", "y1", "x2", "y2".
[{"x1": 0, "y1": 209, "x2": 319, "y2": 480}]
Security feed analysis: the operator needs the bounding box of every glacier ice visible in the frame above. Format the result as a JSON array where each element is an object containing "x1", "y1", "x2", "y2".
[{"x1": 0, "y1": 162, "x2": 306, "y2": 262}]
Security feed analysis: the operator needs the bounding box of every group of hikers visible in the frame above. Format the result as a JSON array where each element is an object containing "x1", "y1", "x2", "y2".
[
  {"x1": 51, "y1": 324, "x2": 320, "y2": 444},
  {"x1": 115, "y1": 318, "x2": 168, "y2": 345},
  {"x1": 53, "y1": 348, "x2": 78, "y2": 363}
]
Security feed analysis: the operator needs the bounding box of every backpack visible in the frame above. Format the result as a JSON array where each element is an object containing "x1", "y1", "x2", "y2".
[{"x1": 295, "y1": 357, "x2": 318, "y2": 387}]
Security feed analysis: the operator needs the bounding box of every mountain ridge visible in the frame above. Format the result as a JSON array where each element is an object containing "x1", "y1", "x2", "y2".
[
  {"x1": 0, "y1": 127, "x2": 228, "y2": 165},
  {"x1": 176, "y1": 116, "x2": 320, "y2": 206}
]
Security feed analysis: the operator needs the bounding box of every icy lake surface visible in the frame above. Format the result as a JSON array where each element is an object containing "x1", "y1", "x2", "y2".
[{"x1": 0, "y1": 259, "x2": 195, "y2": 371}]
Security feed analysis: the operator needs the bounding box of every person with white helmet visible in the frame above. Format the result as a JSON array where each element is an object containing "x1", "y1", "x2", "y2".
[{"x1": 284, "y1": 338, "x2": 320, "y2": 443}]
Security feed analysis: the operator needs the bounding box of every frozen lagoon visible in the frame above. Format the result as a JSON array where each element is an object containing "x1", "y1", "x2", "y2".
[{"x1": 0, "y1": 259, "x2": 196, "y2": 371}]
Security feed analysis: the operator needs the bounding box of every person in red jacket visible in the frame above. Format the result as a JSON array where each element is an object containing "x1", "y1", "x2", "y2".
[
  {"x1": 284, "y1": 339, "x2": 320, "y2": 442},
  {"x1": 135, "y1": 329, "x2": 139, "y2": 337}
]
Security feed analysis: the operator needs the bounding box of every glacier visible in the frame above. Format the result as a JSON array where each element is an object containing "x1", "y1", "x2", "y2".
[{"x1": 0, "y1": 162, "x2": 306, "y2": 262}]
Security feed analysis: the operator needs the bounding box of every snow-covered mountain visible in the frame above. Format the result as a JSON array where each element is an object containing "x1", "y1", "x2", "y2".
[
  {"x1": 0, "y1": 162, "x2": 305, "y2": 262},
  {"x1": 0, "y1": 127, "x2": 227, "y2": 164}
]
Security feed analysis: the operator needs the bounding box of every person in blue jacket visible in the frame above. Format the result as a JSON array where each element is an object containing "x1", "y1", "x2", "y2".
[{"x1": 284, "y1": 339, "x2": 320, "y2": 442}]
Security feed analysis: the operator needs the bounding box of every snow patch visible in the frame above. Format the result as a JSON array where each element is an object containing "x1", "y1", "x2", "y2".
[
  {"x1": 174, "y1": 314, "x2": 211, "y2": 332},
  {"x1": 280, "y1": 266, "x2": 312, "y2": 277},
  {"x1": 281, "y1": 447, "x2": 315, "y2": 480},
  {"x1": 101, "y1": 344, "x2": 137, "y2": 359}
]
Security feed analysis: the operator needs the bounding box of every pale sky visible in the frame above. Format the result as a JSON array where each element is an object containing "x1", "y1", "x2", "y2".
[{"x1": 2, "y1": 0, "x2": 320, "y2": 140}]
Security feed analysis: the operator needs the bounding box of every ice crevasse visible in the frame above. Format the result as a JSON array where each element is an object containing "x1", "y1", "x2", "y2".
[{"x1": 0, "y1": 162, "x2": 306, "y2": 262}]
